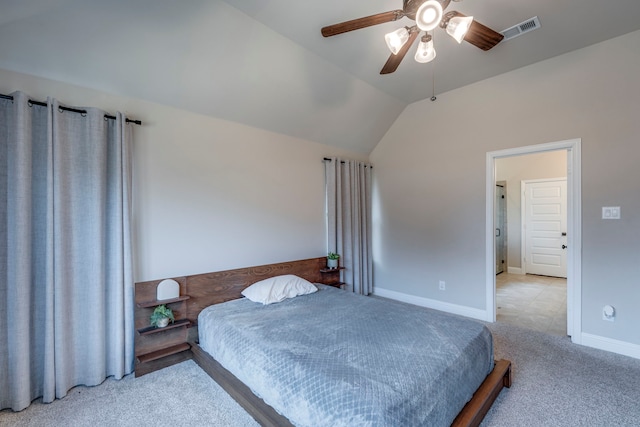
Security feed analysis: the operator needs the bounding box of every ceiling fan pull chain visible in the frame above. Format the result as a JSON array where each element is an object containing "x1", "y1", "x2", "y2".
[{"x1": 431, "y1": 33, "x2": 437, "y2": 101}]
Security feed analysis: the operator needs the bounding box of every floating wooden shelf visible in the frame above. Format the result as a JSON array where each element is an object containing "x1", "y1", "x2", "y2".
[
  {"x1": 136, "y1": 342, "x2": 191, "y2": 364},
  {"x1": 320, "y1": 267, "x2": 345, "y2": 273},
  {"x1": 137, "y1": 318, "x2": 191, "y2": 336},
  {"x1": 135, "y1": 281, "x2": 192, "y2": 376},
  {"x1": 136, "y1": 295, "x2": 190, "y2": 308}
]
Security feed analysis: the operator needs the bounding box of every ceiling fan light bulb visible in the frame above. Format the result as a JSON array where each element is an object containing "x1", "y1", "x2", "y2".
[
  {"x1": 416, "y1": 1, "x2": 443, "y2": 32},
  {"x1": 422, "y1": 9, "x2": 437, "y2": 23},
  {"x1": 446, "y1": 15, "x2": 474, "y2": 43},
  {"x1": 385, "y1": 27, "x2": 410, "y2": 55},
  {"x1": 414, "y1": 39, "x2": 436, "y2": 63}
]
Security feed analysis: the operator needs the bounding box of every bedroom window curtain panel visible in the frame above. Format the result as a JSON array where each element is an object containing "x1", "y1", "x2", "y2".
[
  {"x1": 0, "y1": 91, "x2": 135, "y2": 411},
  {"x1": 325, "y1": 158, "x2": 373, "y2": 295}
]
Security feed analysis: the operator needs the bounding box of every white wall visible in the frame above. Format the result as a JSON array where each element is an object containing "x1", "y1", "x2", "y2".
[
  {"x1": 496, "y1": 151, "x2": 567, "y2": 270},
  {"x1": 370, "y1": 30, "x2": 640, "y2": 350},
  {"x1": 0, "y1": 0, "x2": 405, "y2": 154},
  {"x1": 0, "y1": 68, "x2": 367, "y2": 282},
  {"x1": 4, "y1": 27, "x2": 640, "y2": 356}
]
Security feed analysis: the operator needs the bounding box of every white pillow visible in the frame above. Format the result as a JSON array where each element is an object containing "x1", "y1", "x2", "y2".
[{"x1": 241, "y1": 274, "x2": 317, "y2": 305}]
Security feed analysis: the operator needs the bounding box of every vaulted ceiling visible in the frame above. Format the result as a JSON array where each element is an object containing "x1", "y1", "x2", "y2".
[{"x1": 2, "y1": 0, "x2": 640, "y2": 153}]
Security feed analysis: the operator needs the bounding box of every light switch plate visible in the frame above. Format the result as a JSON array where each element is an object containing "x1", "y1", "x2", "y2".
[{"x1": 602, "y1": 207, "x2": 621, "y2": 219}]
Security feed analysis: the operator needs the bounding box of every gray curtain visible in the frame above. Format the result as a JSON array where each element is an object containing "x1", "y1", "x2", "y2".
[
  {"x1": 325, "y1": 158, "x2": 373, "y2": 295},
  {"x1": 0, "y1": 91, "x2": 134, "y2": 411}
]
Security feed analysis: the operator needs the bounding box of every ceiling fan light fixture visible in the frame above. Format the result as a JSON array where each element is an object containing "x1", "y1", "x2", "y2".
[
  {"x1": 446, "y1": 15, "x2": 474, "y2": 43},
  {"x1": 385, "y1": 27, "x2": 410, "y2": 55},
  {"x1": 414, "y1": 34, "x2": 436, "y2": 63},
  {"x1": 415, "y1": 1, "x2": 443, "y2": 32}
]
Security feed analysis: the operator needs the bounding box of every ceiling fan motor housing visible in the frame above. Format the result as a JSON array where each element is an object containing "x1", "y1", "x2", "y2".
[{"x1": 403, "y1": 0, "x2": 452, "y2": 19}]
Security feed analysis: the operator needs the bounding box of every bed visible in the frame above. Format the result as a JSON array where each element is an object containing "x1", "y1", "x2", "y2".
[{"x1": 179, "y1": 257, "x2": 511, "y2": 427}]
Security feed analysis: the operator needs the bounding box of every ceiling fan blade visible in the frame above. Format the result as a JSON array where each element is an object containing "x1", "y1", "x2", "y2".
[
  {"x1": 446, "y1": 11, "x2": 504, "y2": 51},
  {"x1": 321, "y1": 10, "x2": 403, "y2": 37},
  {"x1": 380, "y1": 27, "x2": 420, "y2": 75},
  {"x1": 465, "y1": 19, "x2": 504, "y2": 51}
]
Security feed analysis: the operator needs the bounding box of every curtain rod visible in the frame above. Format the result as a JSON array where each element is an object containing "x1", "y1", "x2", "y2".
[
  {"x1": 323, "y1": 157, "x2": 373, "y2": 168},
  {"x1": 324, "y1": 157, "x2": 345, "y2": 164},
  {"x1": 0, "y1": 93, "x2": 142, "y2": 125}
]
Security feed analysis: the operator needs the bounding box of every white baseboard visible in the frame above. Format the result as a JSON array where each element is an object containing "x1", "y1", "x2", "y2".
[
  {"x1": 373, "y1": 290, "x2": 640, "y2": 360},
  {"x1": 373, "y1": 287, "x2": 487, "y2": 321},
  {"x1": 580, "y1": 333, "x2": 640, "y2": 360},
  {"x1": 507, "y1": 266, "x2": 523, "y2": 275}
]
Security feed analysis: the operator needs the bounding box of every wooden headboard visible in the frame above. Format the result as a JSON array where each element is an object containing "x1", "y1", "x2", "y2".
[{"x1": 135, "y1": 257, "x2": 328, "y2": 326}]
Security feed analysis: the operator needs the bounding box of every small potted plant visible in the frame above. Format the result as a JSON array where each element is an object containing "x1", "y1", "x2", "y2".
[
  {"x1": 150, "y1": 304, "x2": 174, "y2": 328},
  {"x1": 327, "y1": 252, "x2": 340, "y2": 269}
]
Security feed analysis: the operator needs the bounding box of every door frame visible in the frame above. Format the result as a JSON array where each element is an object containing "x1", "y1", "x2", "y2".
[
  {"x1": 485, "y1": 138, "x2": 582, "y2": 342},
  {"x1": 521, "y1": 177, "x2": 567, "y2": 277}
]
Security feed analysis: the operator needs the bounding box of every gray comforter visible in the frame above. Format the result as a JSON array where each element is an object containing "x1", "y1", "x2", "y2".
[{"x1": 198, "y1": 284, "x2": 493, "y2": 427}]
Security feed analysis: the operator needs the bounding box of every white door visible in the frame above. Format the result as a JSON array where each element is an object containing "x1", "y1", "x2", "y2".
[{"x1": 523, "y1": 178, "x2": 567, "y2": 278}]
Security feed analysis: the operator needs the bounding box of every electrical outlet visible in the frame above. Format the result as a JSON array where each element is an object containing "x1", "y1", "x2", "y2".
[
  {"x1": 439, "y1": 280, "x2": 446, "y2": 291},
  {"x1": 602, "y1": 305, "x2": 615, "y2": 322}
]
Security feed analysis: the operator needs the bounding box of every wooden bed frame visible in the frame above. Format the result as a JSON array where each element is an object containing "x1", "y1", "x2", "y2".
[{"x1": 146, "y1": 257, "x2": 512, "y2": 427}]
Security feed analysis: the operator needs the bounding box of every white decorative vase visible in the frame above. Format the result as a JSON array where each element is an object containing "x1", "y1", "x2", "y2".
[
  {"x1": 327, "y1": 258, "x2": 338, "y2": 269},
  {"x1": 157, "y1": 317, "x2": 170, "y2": 328}
]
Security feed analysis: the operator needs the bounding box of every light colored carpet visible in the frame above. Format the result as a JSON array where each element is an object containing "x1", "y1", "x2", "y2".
[
  {"x1": 0, "y1": 360, "x2": 258, "y2": 427},
  {"x1": 482, "y1": 322, "x2": 640, "y2": 426},
  {"x1": 3, "y1": 322, "x2": 640, "y2": 426}
]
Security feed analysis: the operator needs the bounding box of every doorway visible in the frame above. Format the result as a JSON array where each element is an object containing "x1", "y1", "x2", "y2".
[
  {"x1": 485, "y1": 139, "x2": 582, "y2": 343},
  {"x1": 497, "y1": 160, "x2": 567, "y2": 335}
]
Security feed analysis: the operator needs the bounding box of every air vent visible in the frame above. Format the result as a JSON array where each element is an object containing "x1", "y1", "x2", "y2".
[{"x1": 500, "y1": 16, "x2": 541, "y2": 41}]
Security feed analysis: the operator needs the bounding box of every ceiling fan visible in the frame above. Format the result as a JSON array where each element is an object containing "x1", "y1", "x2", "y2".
[{"x1": 321, "y1": 0, "x2": 504, "y2": 74}]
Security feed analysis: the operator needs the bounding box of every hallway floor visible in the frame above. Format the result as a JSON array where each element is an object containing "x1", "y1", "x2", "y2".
[{"x1": 496, "y1": 273, "x2": 567, "y2": 336}]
